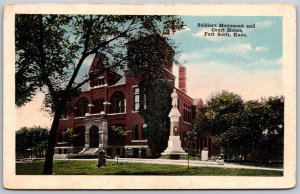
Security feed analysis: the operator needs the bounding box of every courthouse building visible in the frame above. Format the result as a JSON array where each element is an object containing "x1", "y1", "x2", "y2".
[{"x1": 55, "y1": 35, "x2": 220, "y2": 158}]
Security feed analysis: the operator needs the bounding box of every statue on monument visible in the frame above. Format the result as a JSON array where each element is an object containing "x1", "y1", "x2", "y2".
[{"x1": 171, "y1": 89, "x2": 178, "y2": 108}]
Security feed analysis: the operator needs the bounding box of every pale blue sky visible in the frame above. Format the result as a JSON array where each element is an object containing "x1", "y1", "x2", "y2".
[{"x1": 170, "y1": 16, "x2": 282, "y2": 101}]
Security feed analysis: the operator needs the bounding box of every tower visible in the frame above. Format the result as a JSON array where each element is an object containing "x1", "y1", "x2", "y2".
[{"x1": 178, "y1": 66, "x2": 187, "y2": 93}]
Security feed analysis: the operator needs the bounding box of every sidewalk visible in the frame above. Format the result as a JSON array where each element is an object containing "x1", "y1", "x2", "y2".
[
  {"x1": 108, "y1": 158, "x2": 283, "y2": 171},
  {"x1": 63, "y1": 157, "x2": 283, "y2": 171}
]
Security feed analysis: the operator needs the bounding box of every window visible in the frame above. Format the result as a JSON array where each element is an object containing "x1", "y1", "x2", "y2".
[
  {"x1": 73, "y1": 126, "x2": 85, "y2": 147},
  {"x1": 92, "y1": 99, "x2": 104, "y2": 113},
  {"x1": 133, "y1": 124, "x2": 139, "y2": 140},
  {"x1": 142, "y1": 124, "x2": 147, "y2": 140},
  {"x1": 91, "y1": 77, "x2": 105, "y2": 87},
  {"x1": 183, "y1": 103, "x2": 192, "y2": 123},
  {"x1": 75, "y1": 97, "x2": 88, "y2": 117},
  {"x1": 110, "y1": 92, "x2": 126, "y2": 113},
  {"x1": 133, "y1": 87, "x2": 140, "y2": 111},
  {"x1": 143, "y1": 94, "x2": 147, "y2": 109}
]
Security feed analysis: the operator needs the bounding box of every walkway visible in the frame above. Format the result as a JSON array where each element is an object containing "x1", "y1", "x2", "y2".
[
  {"x1": 108, "y1": 158, "x2": 283, "y2": 171},
  {"x1": 62, "y1": 157, "x2": 283, "y2": 171}
]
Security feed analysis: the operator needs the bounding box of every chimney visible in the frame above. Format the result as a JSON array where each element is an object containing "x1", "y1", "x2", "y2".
[{"x1": 178, "y1": 66, "x2": 187, "y2": 93}]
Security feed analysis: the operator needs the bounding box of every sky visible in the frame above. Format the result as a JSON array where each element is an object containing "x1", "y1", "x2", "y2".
[{"x1": 16, "y1": 16, "x2": 283, "y2": 129}]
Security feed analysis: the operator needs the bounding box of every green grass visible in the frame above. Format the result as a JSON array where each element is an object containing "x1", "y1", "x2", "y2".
[{"x1": 16, "y1": 160, "x2": 283, "y2": 176}]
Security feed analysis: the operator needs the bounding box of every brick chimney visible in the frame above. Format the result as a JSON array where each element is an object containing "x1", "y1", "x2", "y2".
[{"x1": 178, "y1": 66, "x2": 187, "y2": 93}]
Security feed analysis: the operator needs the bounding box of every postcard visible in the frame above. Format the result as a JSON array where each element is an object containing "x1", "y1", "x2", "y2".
[{"x1": 3, "y1": 3, "x2": 296, "y2": 189}]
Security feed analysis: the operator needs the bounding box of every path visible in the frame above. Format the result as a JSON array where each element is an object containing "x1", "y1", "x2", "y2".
[{"x1": 59, "y1": 157, "x2": 283, "y2": 171}]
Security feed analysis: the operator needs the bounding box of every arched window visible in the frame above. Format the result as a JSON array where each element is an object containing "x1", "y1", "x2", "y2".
[
  {"x1": 110, "y1": 92, "x2": 126, "y2": 113},
  {"x1": 142, "y1": 123, "x2": 147, "y2": 140},
  {"x1": 133, "y1": 124, "x2": 139, "y2": 140},
  {"x1": 76, "y1": 97, "x2": 88, "y2": 117},
  {"x1": 89, "y1": 126, "x2": 99, "y2": 148},
  {"x1": 73, "y1": 126, "x2": 85, "y2": 147}
]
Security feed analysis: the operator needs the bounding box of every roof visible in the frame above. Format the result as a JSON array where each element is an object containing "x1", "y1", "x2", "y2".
[
  {"x1": 175, "y1": 87, "x2": 193, "y2": 101},
  {"x1": 193, "y1": 98, "x2": 204, "y2": 106},
  {"x1": 115, "y1": 75, "x2": 126, "y2": 85},
  {"x1": 89, "y1": 53, "x2": 101, "y2": 72}
]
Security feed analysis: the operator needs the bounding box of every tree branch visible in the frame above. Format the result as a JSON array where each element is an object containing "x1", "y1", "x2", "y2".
[
  {"x1": 86, "y1": 19, "x2": 136, "y2": 55},
  {"x1": 65, "y1": 16, "x2": 94, "y2": 92},
  {"x1": 37, "y1": 15, "x2": 57, "y2": 102}
]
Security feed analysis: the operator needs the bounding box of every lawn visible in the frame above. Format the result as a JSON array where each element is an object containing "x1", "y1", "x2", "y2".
[{"x1": 16, "y1": 160, "x2": 283, "y2": 176}]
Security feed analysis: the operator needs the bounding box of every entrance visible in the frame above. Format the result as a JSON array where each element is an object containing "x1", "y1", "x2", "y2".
[{"x1": 89, "y1": 126, "x2": 99, "y2": 148}]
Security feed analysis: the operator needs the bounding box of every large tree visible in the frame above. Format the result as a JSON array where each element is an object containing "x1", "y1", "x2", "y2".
[
  {"x1": 15, "y1": 14, "x2": 184, "y2": 174},
  {"x1": 202, "y1": 90, "x2": 244, "y2": 136},
  {"x1": 126, "y1": 34, "x2": 175, "y2": 155}
]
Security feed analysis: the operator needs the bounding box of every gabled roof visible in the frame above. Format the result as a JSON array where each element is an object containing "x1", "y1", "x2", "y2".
[
  {"x1": 193, "y1": 98, "x2": 204, "y2": 106},
  {"x1": 89, "y1": 53, "x2": 102, "y2": 72}
]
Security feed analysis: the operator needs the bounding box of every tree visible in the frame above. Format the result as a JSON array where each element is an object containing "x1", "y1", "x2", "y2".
[
  {"x1": 16, "y1": 127, "x2": 49, "y2": 158},
  {"x1": 15, "y1": 14, "x2": 184, "y2": 174},
  {"x1": 204, "y1": 90, "x2": 244, "y2": 136},
  {"x1": 259, "y1": 96, "x2": 284, "y2": 163},
  {"x1": 193, "y1": 91, "x2": 284, "y2": 163},
  {"x1": 126, "y1": 34, "x2": 176, "y2": 156},
  {"x1": 141, "y1": 79, "x2": 173, "y2": 156}
]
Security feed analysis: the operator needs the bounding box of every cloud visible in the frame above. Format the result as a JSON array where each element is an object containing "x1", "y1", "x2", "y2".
[
  {"x1": 181, "y1": 26, "x2": 191, "y2": 32},
  {"x1": 173, "y1": 25, "x2": 191, "y2": 35},
  {"x1": 251, "y1": 57, "x2": 282, "y2": 69},
  {"x1": 254, "y1": 46, "x2": 269, "y2": 52},
  {"x1": 213, "y1": 43, "x2": 268, "y2": 56},
  {"x1": 178, "y1": 51, "x2": 203, "y2": 63},
  {"x1": 256, "y1": 20, "x2": 273, "y2": 28}
]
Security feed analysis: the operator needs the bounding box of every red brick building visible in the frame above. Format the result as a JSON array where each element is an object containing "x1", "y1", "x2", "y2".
[{"x1": 55, "y1": 37, "x2": 220, "y2": 158}]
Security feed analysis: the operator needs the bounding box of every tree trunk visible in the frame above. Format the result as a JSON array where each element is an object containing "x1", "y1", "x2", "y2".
[{"x1": 43, "y1": 100, "x2": 64, "y2": 175}]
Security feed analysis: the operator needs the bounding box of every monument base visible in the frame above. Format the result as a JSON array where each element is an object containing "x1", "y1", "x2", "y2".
[{"x1": 162, "y1": 136, "x2": 187, "y2": 155}]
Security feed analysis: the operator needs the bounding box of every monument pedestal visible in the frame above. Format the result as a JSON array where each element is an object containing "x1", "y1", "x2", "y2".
[
  {"x1": 162, "y1": 136, "x2": 186, "y2": 155},
  {"x1": 162, "y1": 89, "x2": 187, "y2": 156}
]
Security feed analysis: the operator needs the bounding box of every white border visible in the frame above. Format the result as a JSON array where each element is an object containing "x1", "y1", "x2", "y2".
[{"x1": 3, "y1": 3, "x2": 296, "y2": 189}]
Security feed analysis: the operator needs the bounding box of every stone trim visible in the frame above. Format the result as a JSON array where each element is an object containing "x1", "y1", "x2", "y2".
[{"x1": 131, "y1": 140, "x2": 148, "y2": 143}]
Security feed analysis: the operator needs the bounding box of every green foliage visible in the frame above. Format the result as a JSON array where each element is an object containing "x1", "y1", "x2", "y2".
[
  {"x1": 15, "y1": 15, "x2": 75, "y2": 107},
  {"x1": 64, "y1": 128, "x2": 74, "y2": 143},
  {"x1": 140, "y1": 80, "x2": 173, "y2": 156},
  {"x1": 15, "y1": 15, "x2": 184, "y2": 110},
  {"x1": 205, "y1": 90, "x2": 244, "y2": 135},
  {"x1": 192, "y1": 90, "x2": 284, "y2": 163},
  {"x1": 126, "y1": 33, "x2": 181, "y2": 156},
  {"x1": 16, "y1": 127, "x2": 49, "y2": 157},
  {"x1": 16, "y1": 160, "x2": 283, "y2": 176},
  {"x1": 127, "y1": 34, "x2": 175, "y2": 83},
  {"x1": 111, "y1": 125, "x2": 130, "y2": 136}
]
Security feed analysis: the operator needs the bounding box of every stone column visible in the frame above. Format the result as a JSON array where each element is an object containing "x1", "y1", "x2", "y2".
[
  {"x1": 84, "y1": 120, "x2": 91, "y2": 148},
  {"x1": 85, "y1": 129, "x2": 89, "y2": 148},
  {"x1": 88, "y1": 104, "x2": 94, "y2": 114},
  {"x1": 103, "y1": 102, "x2": 111, "y2": 114},
  {"x1": 99, "y1": 120, "x2": 108, "y2": 148}
]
